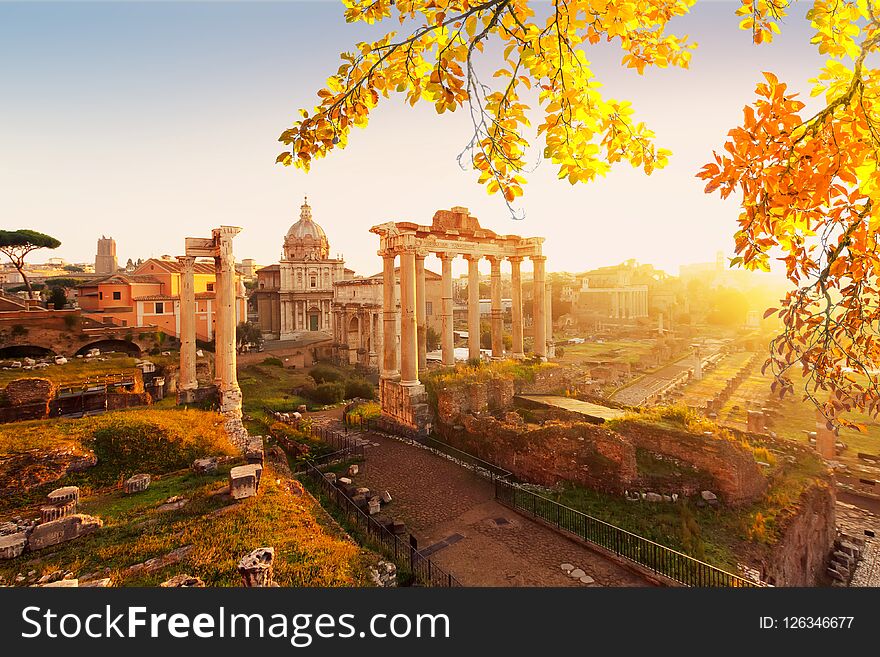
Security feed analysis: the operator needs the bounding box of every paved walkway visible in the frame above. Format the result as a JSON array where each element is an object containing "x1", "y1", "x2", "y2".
[
  {"x1": 345, "y1": 427, "x2": 648, "y2": 587},
  {"x1": 837, "y1": 499, "x2": 880, "y2": 587}
]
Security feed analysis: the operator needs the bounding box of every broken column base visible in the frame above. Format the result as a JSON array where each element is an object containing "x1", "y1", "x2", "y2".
[
  {"x1": 379, "y1": 379, "x2": 432, "y2": 437},
  {"x1": 177, "y1": 385, "x2": 218, "y2": 406},
  {"x1": 220, "y1": 386, "x2": 249, "y2": 451}
]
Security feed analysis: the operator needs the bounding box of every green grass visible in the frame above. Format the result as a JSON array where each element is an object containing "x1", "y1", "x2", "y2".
[
  {"x1": 0, "y1": 408, "x2": 235, "y2": 513},
  {"x1": 0, "y1": 468, "x2": 375, "y2": 587},
  {"x1": 0, "y1": 353, "x2": 142, "y2": 388},
  {"x1": 555, "y1": 339, "x2": 657, "y2": 366}
]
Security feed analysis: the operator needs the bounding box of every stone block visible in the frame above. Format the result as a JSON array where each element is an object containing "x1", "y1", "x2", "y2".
[
  {"x1": 80, "y1": 578, "x2": 113, "y2": 587},
  {"x1": 347, "y1": 464, "x2": 359, "y2": 476},
  {"x1": 391, "y1": 519, "x2": 407, "y2": 535},
  {"x1": 245, "y1": 437, "x2": 264, "y2": 466},
  {"x1": 160, "y1": 574, "x2": 206, "y2": 588},
  {"x1": 47, "y1": 486, "x2": 80, "y2": 505},
  {"x1": 39, "y1": 579, "x2": 79, "y2": 587},
  {"x1": 40, "y1": 499, "x2": 77, "y2": 523},
  {"x1": 700, "y1": 490, "x2": 718, "y2": 502},
  {"x1": 0, "y1": 532, "x2": 27, "y2": 560},
  {"x1": 338, "y1": 477, "x2": 352, "y2": 486},
  {"x1": 238, "y1": 547, "x2": 275, "y2": 587},
  {"x1": 229, "y1": 465, "x2": 258, "y2": 500},
  {"x1": 324, "y1": 472, "x2": 337, "y2": 484},
  {"x1": 380, "y1": 490, "x2": 392, "y2": 504},
  {"x1": 368, "y1": 498, "x2": 381, "y2": 515},
  {"x1": 29, "y1": 514, "x2": 102, "y2": 551},
  {"x1": 645, "y1": 492, "x2": 663, "y2": 502},
  {"x1": 355, "y1": 486, "x2": 371, "y2": 496},
  {"x1": 192, "y1": 457, "x2": 219, "y2": 474},
  {"x1": 297, "y1": 405, "x2": 308, "y2": 413},
  {"x1": 124, "y1": 474, "x2": 151, "y2": 494}
]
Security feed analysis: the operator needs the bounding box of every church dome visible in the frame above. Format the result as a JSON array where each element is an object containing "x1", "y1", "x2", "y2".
[{"x1": 283, "y1": 198, "x2": 330, "y2": 260}]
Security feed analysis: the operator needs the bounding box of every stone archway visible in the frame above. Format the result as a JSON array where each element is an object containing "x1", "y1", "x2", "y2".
[
  {"x1": 0, "y1": 345, "x2": 56, "y2": 359},
  {"x1": 74, "y1": 339, "x2": 142, "y2": 357}
]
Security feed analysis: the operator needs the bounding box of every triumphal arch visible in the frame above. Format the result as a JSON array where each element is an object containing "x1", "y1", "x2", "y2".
[{"x1": 370, "y1": 206, "x2": 547, "y2": 434}]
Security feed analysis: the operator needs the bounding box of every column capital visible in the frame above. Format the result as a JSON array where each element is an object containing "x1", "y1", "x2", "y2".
[
  {"x1": 463, "y1": 253, "x2": 482, "y2": 263},
  {"x1": 437, "y1": 252, "x2": 457, "y2": 262},
  {"x1": 486, "y1": 255, "x2": 502, "y2": 266},
  {"x1": 507, "y1": 255, "x2": 524, "y2": 264},
  {"x1": 177, "y1": 255, "x2": 196, "y2": 266},
  {"x1": 530, "y1": 254, "x2": 547, "y2": 263}
]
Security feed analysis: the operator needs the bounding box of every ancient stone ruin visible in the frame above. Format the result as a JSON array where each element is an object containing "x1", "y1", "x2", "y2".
[
  {"x1": 370, "y1": 207, "x2": 550, "y2": 435},
  {"x1": 123, "y1": 473, "x2": 151, "y2": 494},
  {"x1": 238, "y1": 547, "x2": 275, "y2": 587},
  {"x1": 176, "y1": 226, "x2": 249, "y2": 450}
]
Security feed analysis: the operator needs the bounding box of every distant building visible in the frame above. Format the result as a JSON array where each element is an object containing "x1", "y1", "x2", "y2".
[
  {"x1": 77, "y1": 257, "x2": 245, "y2": 340},
  {"x1": 253, "y1": 199, "x2": 348, "y2": 340},
  {"x1": 331, "y1": 268, "x2": 443, "y2": 370},
  {"x1": 574, "y1": 260, "x2": 649, "y2": 322},
  {"x1": 95, "y1": 236, "x2": 118, "y2": 275},
  {"x1": 238, "y1": 258, "x2": 257, "y2": 279}
]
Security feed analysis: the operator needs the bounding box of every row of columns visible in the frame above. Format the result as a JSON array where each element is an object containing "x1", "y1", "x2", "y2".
[
  {"x1": 381, "y1": 250, "x2": 547, "y2": 386},
  {"x1": 281, "y1": 298, "x2": 331, "y2": 334},
  {"x1": 609, "y1": 288, "x2": 648, "y2": 319}
]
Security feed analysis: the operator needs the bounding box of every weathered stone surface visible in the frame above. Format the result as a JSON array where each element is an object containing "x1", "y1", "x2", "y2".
[
  {"x1": 569, "y1": 568, "x2": 586, "y2": 579},
  {"x1": 29, "y1": 514, "x2": 102, "y2": 551},
  {"x1": 160, "y1": 574, "x2": 206, "y2": 588},
  {"x1": 368, "y1": 498, "x2": 381, "y2": 515},
  {"x1": 192, "y1": 457, "x2": 219, "y2": 474},
  {"x1": 560, "y1": 563, "x2": 574, "y2": 573},
  {"x1": 229, "y1": 465, "x2": 258, "y2": 500},
  {"x1": 645, "y1": 492, "x2": 663, "y2": 502},
  {"x1": 38, "y1": 579, "x2": 79, "y2": 587},
  {"x1": 123, "y1": 474, "x2": 151, "y2": 494},
  {"x1": 701, "y1": 490, "x2": 718, "y2": 502},
  {"x1": 0, "y1": 532, "x2": 27, "y2": 560},
  {"x1": 245, "y1": 437, "x2": 265, "y2": 465},
  {"x1": 338, "y1": 477, "x2": 352, "y2": 486},
  {"x1": 40, "y1": 499, "x2": 77, "y2": 523},
  {"x1": 347, "y1": 464, "x2": 359, "y2": 476},
  {"x1": 324, "y1": 472, "x2": 337, "y2": 484},
  {"x1": 126, "y1": 545, "x2": 194, "y2": 575},
  {"x1": 80, "y1": 578, "x2": 112, "y2": 587},
  {"x1": 380, "y1": 490, "x2": 392, "y2": 504},
  {"x1": 47, "y1": 486, "x2": 80, "y2": 505},
  {"x1": 238, "y1": 547, "x2": 275, "y2": 587},
  {"x1": 157, "y1": 496, "x2": 188, "y2": 512}
]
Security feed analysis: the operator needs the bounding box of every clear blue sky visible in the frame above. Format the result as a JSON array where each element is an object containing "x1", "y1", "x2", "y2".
[{"x1": 0, "y1": 1, "x2": 822, "y2": 278}]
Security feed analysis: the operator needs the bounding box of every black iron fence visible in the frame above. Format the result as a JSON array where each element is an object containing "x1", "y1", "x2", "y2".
[
  {"x1": 495, "y1": 479, "x2": 762, "y2": 587},
  {"x1": 300, "y1": 462, "x2": 461, "y2": 587}
]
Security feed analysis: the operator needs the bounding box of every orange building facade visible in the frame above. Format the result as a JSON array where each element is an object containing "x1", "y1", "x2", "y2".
[{"x1": 77, "y1": 258, "x2": 246, "y2": 342}]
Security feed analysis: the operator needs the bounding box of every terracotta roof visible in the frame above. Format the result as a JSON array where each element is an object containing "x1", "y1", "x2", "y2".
[
  {"x1": 257, "y1": 264, "x2": 281, "y2": 272},
  {"x1": 77, "y1": 274, "x2": 160, "y2": 287},
  {"x1": 134, "y1": 258, "x2": 216, "y2": 276}
]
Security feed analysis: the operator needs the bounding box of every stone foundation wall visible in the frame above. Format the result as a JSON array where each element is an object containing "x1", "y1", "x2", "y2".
[
  {"x1": 380, "y1": 379, "x2": 431, "y2": 435},
  {"x1": 761, "y1": 480, "x2": 836, "y2": 586},
  {"x1": 438, "y1": 415, "x2": 637, "y2": 493},
  {"x1": 619, "y1": 422, "x2": 767, "y2": 505}
]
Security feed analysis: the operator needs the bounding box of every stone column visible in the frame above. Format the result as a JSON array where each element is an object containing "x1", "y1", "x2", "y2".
[
  {"x1": 358, "y1": 309, "x2": 366, "y2": 366},
  {"x1": 466, "y1": 255, "x2": 481, "y2": 361},
  {"x1": 215, "y1": 228, "x2": 241, "y2": 403},
  {"x1": 213, "y1": 259, "x2": 226, "y2": 386},
  {"x1": 381, "y1": 254, "x2": 399, "y2": 379},
  {"x1": 489, "y1": 256, "x2": 503, "y2": 358},
  {"x1": 510, "y1": 257, "x2": 524, "y2": 358},
  {"x1": 610, "y1": 290, "x2": 619, "y2": 319},
  {"x1": 415, "y1": 253, "x2": 427, "y2": 372},
  {"x1": 177, "y1": 255, "x2": 197, "y2": 393},
  {"x1": 532, "y1": 256, "x2": 546, "y2": 359},
  {"x1": 440, "y1": 253, "x2": 455, "y2": 367},
  {"x1": 545, "y1": 282, "x2": 553, "y2": 358},
  {"x1": 399, "y1": 248, "x2": 419, "y2": 385}
]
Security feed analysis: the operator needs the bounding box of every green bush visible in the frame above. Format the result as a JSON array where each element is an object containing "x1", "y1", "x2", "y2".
[
  {"x1": 262, "y1": 357, "x2": 284, "y2": 367},
  {"x1": 344, "y1": 378, "x2": 375, "y2": 400},
  {"x1": 309, "y1": 364, "x2": 343, "y2": 384},
  {"x1": 310, "y1": 381, "x2": 345, "y2": 405}
]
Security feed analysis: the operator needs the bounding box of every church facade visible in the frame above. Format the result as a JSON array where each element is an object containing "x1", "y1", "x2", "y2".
[{"x1": 253, "y1": 199, "x2": 350, "y2": 340}]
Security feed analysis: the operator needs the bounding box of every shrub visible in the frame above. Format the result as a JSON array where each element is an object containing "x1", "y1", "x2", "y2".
[
  {"x1": 309, "y1": 364, "x2": 343, "y2": 384},
  {"x1": 310, "y1": 381, "x2": 345, "y2": 405},
  {"x1": 344, "y1": 378, "x2": 375, "y2": 400},
  {"x1": 262, "y1": 357, "x2": 284, "y2": 367},
  {"x1": 11, "y1": 325, "x2": 27, "y2": 337}
]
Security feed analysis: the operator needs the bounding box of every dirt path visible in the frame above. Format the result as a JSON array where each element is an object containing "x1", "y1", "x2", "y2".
[{"x1": 340, "y1": 426, "x2": 648, "y2": 587}]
